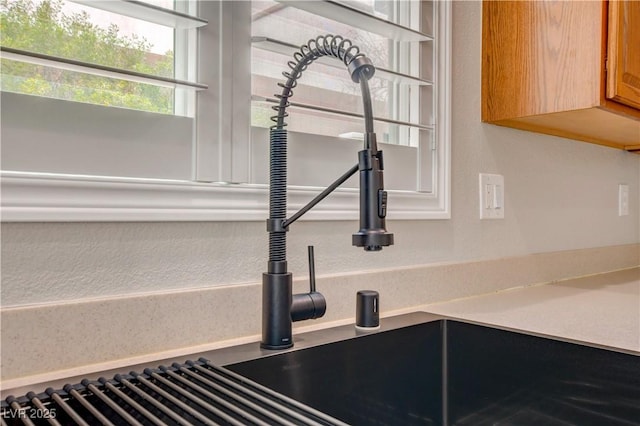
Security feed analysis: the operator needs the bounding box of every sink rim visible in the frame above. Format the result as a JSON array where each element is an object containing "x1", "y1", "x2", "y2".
[{"x1": 2, "y1": 311, "x2": 637, "y2": 398}]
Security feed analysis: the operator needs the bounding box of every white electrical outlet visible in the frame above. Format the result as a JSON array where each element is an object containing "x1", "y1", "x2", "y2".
[
  {"x1": 479, "y1": 173, "x2": 504, "y2": 219},
  {"x1": 619, "y1": 184, "x2": 629, "y2": 216}
]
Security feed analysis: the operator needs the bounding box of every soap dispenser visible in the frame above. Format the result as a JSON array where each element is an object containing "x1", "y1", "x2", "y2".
[{"x1": 355, "y1": 290, "x2": 380, "y2": 332}]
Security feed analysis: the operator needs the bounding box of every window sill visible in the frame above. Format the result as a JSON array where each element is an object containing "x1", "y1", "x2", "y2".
[{"x1": 1, "y1": 172, "x2": 450, "y2": 222}]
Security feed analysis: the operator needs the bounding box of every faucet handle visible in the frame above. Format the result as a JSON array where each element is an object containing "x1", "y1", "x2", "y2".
[
  {"x1": 291, "y1": 245, "x2": 326, "y2": 322},
  {"x1": 308, "y1": 245, "x2": 316, "y2": 292}
]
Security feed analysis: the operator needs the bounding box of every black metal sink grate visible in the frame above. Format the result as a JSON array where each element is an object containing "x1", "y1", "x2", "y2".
[{"x1": 1, "y1": 358, "x2": 348, "y2": 426}]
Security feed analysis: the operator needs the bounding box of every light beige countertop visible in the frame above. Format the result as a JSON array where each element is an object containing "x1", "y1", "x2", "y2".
[
  {"x1": 422, "y1": 267, "x2": 640, "y2": 353},
  {"x1": 2, "y1": 267, "x2": 638, "y2": 397}
]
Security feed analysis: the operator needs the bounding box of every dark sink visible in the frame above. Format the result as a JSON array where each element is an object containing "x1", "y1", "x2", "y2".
[{"x1": 226, "y1": 319, "x2": 640, "y2": 426}]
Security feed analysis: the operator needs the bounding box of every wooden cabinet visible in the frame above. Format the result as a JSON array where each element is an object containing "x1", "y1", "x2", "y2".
[
  {"x1": 607, "y1": 1, "x2": 640, "y2": 111},
  {"x1": 482, "y1": 0, "x2": 640, "y2": 152}
]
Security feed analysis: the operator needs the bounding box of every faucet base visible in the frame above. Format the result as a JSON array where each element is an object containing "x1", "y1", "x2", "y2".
[
  {"x1": 260, "y1": 342, "x2": 294, "y2": 350},
  {"x1": 261, "y1": 272, "x2": 294, "y2": 350}
]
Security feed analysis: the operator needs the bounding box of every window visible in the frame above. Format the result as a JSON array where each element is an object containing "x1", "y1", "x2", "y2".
[
  {"x1": 1, "y1": 0, "x2": 204, "y2": 182},
  {"x1": 1, "y1": 0, "x2": 450, "y2": 221},
  {"x1": 1, "y1": 0, "x2": 201, "y2": 115},
  {"x1": 248, "y1": 0, "x2": 444, "y2": 197},
  {"x1": 251, "y1": 1, "x2": 421, "y2": 145}
]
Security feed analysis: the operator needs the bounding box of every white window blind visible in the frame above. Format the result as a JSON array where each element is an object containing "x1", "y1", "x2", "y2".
[
  {"x1": 1, "y1": 0, "x2": 205, "y2": 115},
  {"x1": 1, "y1": 0, "x2": 205, "y2": 180},
  {"x1": 1, "y1": 0, "x2": 450, "y2": 222},
  {"x1": 248, "y1": 0, "x2": 440, "y2": 194}
]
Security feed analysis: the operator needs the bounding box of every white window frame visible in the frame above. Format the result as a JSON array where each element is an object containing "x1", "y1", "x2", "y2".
[{"x1": 0, "y1": 0, "x2": 450, "y2": 222}]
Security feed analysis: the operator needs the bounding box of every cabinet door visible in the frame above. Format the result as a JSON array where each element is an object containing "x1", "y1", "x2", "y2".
[{"x1": 607, "y1": 0, "x2": 640, "y2": 109}]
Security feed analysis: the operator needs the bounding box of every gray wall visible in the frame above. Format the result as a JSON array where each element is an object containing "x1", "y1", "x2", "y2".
[{"x1": 2, "y1": 1, "x2": 639, "y2": 307}]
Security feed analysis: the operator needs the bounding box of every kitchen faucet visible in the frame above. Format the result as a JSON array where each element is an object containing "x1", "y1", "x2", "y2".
[{"x1": 262, "y1": 35, "x2": 394, "y2": 350}]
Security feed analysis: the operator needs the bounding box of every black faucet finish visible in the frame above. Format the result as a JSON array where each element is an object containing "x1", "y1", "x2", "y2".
[
  {"x1": 353, "y1": 133, "x2": 394, "y2": 251},
  {"x1": 262, "y1": 35, "x2": 394, "y2": 350}
]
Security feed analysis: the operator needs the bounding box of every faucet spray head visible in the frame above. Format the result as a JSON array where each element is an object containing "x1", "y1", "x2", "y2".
[{"x1": 352, "y1": 133, "x2": 394, "y2": 251}]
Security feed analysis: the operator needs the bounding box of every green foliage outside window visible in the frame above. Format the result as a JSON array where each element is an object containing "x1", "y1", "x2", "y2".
[{"x1": 1, "y1": 0, "x2": 175, "y2": 114}]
